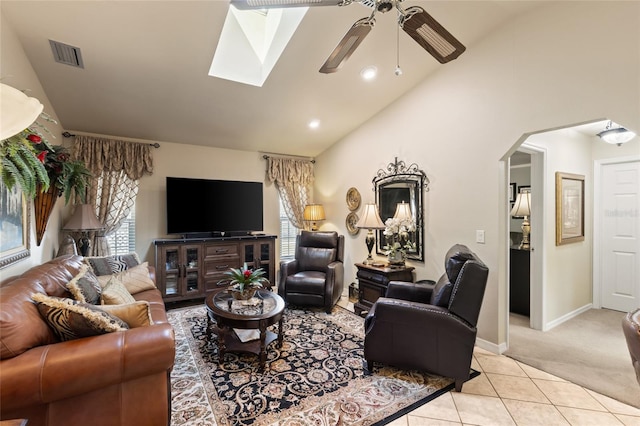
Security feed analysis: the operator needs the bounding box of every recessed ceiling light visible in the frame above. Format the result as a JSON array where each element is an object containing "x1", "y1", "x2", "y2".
[
  {"x1": 360, "y1": 66, "x2": 377, "y2": 81},
  {"x1": 308, "y1": 119, "x2": 320, "y2": 129}
]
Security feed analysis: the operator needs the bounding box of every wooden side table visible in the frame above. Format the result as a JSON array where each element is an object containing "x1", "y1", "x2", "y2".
[{"x1": 354, "y1": 263, "x2": 414, "y2": 316}]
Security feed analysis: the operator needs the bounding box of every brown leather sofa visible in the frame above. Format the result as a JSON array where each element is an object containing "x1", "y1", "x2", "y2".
[
  {"x1": 279, "y1": 231, "x2": 345, "y2": 313},
  {"x1": 622, "y1": 308, "x2": 640, "y2": 386},
  {"x1": 364, "y1": 244, "x2": 488, "y2": 392},
  {"x1": 0, "y1": 255, "x2": 175, "y2": 426}
]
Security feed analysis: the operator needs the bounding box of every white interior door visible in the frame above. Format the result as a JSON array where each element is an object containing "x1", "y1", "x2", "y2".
[{"x1": 600, "y1": 159, "x2": 640, "y2": 312}]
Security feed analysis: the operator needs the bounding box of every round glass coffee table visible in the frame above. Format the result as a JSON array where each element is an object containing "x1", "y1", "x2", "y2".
[{"x1": 205, "y1": 289, "x2": 285, "y2": 371}]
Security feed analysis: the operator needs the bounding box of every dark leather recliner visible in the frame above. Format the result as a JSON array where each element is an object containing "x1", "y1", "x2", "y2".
[
  {"x1": 622, "y1": 308, "x2": 640, "y2": 386},
  {"x1": 278, "y1": 231, "x2": 345, "y2": 313},
  {"x1": 364, "y1": 244, "x2": 489, "y2": 391}
]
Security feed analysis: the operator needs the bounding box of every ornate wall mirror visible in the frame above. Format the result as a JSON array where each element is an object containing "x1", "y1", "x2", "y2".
[{"x1": 373, "y1": 157, "x2": 429, "y2": 261}]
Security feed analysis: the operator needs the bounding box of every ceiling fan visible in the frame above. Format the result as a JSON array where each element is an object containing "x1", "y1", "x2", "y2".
[{"x1": 230, "y1": 0, "x2": 466, "y2": 74}]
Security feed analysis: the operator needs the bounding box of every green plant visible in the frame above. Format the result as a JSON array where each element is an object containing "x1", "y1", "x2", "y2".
[
  {"x1": 0, "y1": 130, "x2": 49, "y2": 198},
  {"x1": 0, "y1": 115, "x2": 91, "y2": 203},
  {"x1": 222, "y1": 264, "x2": 269, "y2": 292}
]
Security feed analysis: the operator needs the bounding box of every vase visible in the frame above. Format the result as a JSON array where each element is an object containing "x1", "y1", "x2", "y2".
[
  {"x1": 34, "y1": 185, "x2": 60, "y2": 246},
  {"x1": 387, "y1": 250, "x2": 405, "y2": 266},
  {"x1": 230, "y1": 288, "x2": 257, "y2": 300}
]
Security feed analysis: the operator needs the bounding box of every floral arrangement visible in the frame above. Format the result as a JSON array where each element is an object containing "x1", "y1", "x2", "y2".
[
  {"x1": 382, "y1": 216, "x2": 416, "y2": 259},
  {"x1": 0, "y1": 114, "x2": 91, "y2": 203},
  {"x1": 223, "y1": 263, "x2": 269, "y2": 292}
]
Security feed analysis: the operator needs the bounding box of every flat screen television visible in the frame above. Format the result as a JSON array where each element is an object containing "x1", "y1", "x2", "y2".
[{"x1": 166, "y1": 177, "x2": 263, "y2": 236}]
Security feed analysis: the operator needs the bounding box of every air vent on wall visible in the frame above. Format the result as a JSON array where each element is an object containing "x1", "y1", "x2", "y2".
[{"x1": 49, "y1": 40, "x2": 84, "y2": 68}]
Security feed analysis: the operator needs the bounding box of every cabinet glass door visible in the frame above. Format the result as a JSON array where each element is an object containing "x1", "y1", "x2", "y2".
[
  {"x1": 184, "y1": 246, "x2": 200, "y2": 293},
  {"x1": 164, "y1": 248, "x2": 180, "y2": 296},
  {"x1": 243, "y1": 244, "x2": 255, "y2": 266}
]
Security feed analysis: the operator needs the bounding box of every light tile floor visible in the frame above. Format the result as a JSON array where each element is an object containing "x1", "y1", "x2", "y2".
[{"x1": 338, "y1": 299, "x2": 640, "y2": 426}]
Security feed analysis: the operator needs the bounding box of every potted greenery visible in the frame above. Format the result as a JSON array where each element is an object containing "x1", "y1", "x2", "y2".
[
  {"x1": 1, "y1": 124, "x2": 91, "y2": 203},
  {"x1": 222, "y1": 264, "x2": 269, "y2": 300},
  {"x1": 1, "y1": 116, "x2": 92, "y2": 245}
]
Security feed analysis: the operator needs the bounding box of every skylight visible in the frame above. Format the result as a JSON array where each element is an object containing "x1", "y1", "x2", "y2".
[{"x1": 209, "y1": 5, "x2": 308, "y2": 87}]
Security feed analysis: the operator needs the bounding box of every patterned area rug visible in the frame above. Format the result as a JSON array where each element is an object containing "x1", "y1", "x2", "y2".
[{"x1": 168, "y1": 305, "x2": 469, "y2": 425}]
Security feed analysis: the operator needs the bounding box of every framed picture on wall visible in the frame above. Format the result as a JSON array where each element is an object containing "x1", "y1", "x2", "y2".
[
  {"x1": 0, "y1": 182, "x2": 31, "y2": 269},
  {"x1": 555, "y1": 172, "x2": 585, "y2": 246},
  {"x1": 510, "y1": 183, "x2": 517, "y2": 202}
]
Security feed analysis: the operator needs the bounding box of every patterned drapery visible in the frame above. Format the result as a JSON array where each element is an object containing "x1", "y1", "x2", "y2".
[
  {"x1": 266, "y1": 156, "x2": 314, "y2": 230},
  {"x1": 73, "y1": 135, "x2": 154, "y2": 255}
]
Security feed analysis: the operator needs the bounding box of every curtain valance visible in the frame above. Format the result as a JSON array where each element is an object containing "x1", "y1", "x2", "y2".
[
  {"x1": 73, "y1": 135, "x2": 154, "y2": 180},
  {"x1": 266, "y1": 156, "x2": 314, "y2": 186}
]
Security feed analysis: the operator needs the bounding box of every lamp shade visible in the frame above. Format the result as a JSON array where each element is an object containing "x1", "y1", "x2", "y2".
[
  {"x1": 511, "y1": 192, "x2": 531, "y2": 218},
  {"x1": 0, "y1": 83, "x2": 44, "y2": 140},
  {"x1": 303, "y1": 204, "x2": 326, "y2": 221},
  {"x1": 62, "y1": 204, "x2": 103, "y2": 231},
  {"x1": 393, "y1": 201, "x2": 412, "y2": 221},
  {"x1": 355, "y1": 203, "x2": 385, "y2": 229}
]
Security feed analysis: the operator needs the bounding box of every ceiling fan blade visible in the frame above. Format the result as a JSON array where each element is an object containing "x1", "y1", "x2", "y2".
[
  {"x1": 319, "y1": 18, "x2": 373, "y2": 74},
  {"x1": 400, "y1": 6, "x2": 465, "y2": 64},
  {"x1": 230, "y1": 0, "x2": 348, "y2": 10}
]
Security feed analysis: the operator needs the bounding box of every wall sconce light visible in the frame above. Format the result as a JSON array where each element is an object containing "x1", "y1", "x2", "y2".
[
  {"x1": 303, "y1": 204, "x2": 325, "y2": 231},
  {"x1": 355, "y1": 203, "x2": 385, "y2": 264},
  {"x1": 511, "y1": 191, "x2": 531, "y2": 250},
  {"x1": 62, "y1": 204, "x2": 103, "y2": 256}
]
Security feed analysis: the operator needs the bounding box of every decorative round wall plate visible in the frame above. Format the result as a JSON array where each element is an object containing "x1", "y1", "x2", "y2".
[
  {"x1": 346, "y1": 212, "x2": 359, "y2": 235},
  {"x1": 346, "y1": 187, "x2": 361, "y2": 211}
]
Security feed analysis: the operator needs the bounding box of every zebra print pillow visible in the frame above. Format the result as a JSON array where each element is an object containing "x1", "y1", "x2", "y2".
[
  {"x1": 84, "y1": 253, "x2": 140, "y2": 276},
  {"x1": 32, "y1": 293, "x2": 128, "y2": 342}
]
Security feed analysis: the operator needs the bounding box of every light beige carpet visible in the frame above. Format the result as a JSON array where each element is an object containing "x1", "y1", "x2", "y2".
[{"x1": 506, "y1": 308, "x2": 640, "y2": 408}]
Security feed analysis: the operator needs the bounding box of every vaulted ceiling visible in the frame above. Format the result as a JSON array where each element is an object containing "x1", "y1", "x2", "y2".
[{"x1": 1, "y1": 1, "x2": 542, "y2": 157}]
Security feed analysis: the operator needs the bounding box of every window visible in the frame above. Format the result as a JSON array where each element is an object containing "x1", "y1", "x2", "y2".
[
  {"x1": 279, "y1": 197, "x2": 297, "y2": 259},
  {"x1": 105, "y1": 204, "x2": 136, "y2": 255}
]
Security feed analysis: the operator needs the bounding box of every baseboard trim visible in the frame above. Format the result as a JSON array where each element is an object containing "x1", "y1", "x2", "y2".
[
  {"x1": 475, "y1": 337, "x2": 506, "y2": 355},
  {"x1": 543, "y1": 303, "x2": 593, "y2": 331}
]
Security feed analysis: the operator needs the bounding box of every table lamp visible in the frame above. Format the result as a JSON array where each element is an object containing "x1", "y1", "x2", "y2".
[
  {"x1": 511, "y1": 191, "x2": 531, "y2": 250},
  {"x1": 355, "y1": 203, "x2": 385, "y2": 264},
  {"x1": 62, "y1": 204, "x2": 103, "y2": 256},
  {"x1": 304, "y1": 204, "x2": 326, "y2": 231}
]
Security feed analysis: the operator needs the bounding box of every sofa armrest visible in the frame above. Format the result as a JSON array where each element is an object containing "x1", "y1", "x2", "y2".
[
  {"x1": 0, "y1": 323, "x2": 175, "y2": 412},
  {"x1": 147, "y1": 265, "x2": 156, "y2": 284}
]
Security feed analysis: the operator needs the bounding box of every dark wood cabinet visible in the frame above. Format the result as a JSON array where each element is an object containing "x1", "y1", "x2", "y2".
[
  {"x1": 354, "y1": 263, "x2": 414, "y2": 316},
  {"x1": 154, "y1": 235, "x2": 276, "y2": 302},
  {"x1": 510, "y1": 247, "x2": 530, "y2": 316}
]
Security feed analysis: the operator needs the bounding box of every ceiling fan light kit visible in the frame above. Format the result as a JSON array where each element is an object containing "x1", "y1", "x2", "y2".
[{"x1": 230, "y1": 0, "x2": 466, "y2": 73}]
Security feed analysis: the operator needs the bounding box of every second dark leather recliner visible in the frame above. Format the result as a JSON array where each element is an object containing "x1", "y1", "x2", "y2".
[
  {"x1": 278, "y1": 231, "x2": 345, "y2": 313},
  {"x1": 364, "y1": 244, "x2": 489, "y2": 391}
]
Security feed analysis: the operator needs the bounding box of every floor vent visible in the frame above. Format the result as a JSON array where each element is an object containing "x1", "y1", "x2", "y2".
[{"x1": 49, "y1": 40, "x2": 84, "y2": 68}]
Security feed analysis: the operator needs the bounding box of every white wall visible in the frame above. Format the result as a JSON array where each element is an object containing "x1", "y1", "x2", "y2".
[
  {"x1": 0, "y1": 14, "x2": 68, "y2": 279},
  {"x1": 527, "y1": 130, "x2": 593, "y2": 324},
  {"x1": 315, "y1": 1, "x2": 640, "y2": 346}
]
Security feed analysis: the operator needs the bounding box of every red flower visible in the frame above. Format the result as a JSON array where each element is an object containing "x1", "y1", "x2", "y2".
[
  {"x1": 243, "y1": 269, "x2": 252, "y2": 279},
  {"x1": 36, "y1": 151, "x2": 46, "y2": 163},
  {"x1": 27, "y1": 134, "x2": 42, "y2": 143}
]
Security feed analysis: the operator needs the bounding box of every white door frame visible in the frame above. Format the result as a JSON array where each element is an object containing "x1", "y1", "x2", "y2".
[{"x1": 593, "y1": 154, "x2": 640, "y2": 309}]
